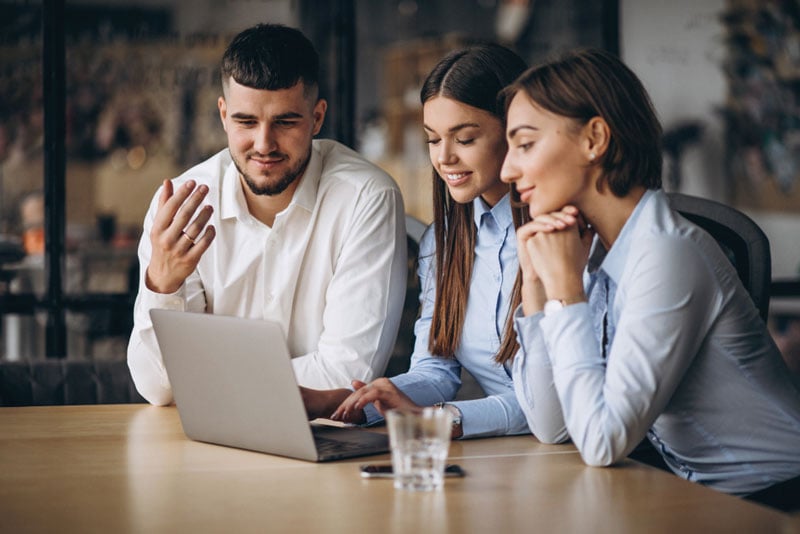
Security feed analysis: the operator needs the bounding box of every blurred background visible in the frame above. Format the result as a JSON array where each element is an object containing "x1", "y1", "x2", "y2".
[{"x1": 1, "y1": 0, "x2": 798, "y2": 380}]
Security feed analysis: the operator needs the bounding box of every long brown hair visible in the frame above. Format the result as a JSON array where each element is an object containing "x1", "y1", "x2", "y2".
[{"x1": 421, "y1": 43, "x2": 527, "y2": 364}]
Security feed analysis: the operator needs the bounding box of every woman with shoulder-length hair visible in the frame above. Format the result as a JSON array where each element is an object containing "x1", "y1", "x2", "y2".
[
  {"x1": 501, "y1": 48, "x2": 800, "y2": 504},
  {"x1": 320, "y1": 42, "x2": 530, "y2": 439}
]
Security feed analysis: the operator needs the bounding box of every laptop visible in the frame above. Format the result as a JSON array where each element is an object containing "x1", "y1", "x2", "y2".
[{"x1": 150, "y1": 309, "x2": 389, "y2": 462}]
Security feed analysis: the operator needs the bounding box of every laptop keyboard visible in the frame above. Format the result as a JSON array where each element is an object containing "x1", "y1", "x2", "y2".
[{"x1": 314, "y1": 435, "x2": 369, "y2": 455}]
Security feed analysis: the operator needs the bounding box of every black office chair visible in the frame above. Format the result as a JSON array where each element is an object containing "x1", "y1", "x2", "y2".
[
  {"x1": 383, "y1": 215, "x2": 426, "y2": 377},
  {"x1": 667, "y1": 192, "x2": 771, "y2": 322},
  {"x1": 405, "y1": 214, "x2": 427, "y2": 247},
  {"x1": 629, "y1": 192, "x2": 772, "y2": 472},
  {"x1": 0, "y1": 359, "x2": 145, "y2": 406}
]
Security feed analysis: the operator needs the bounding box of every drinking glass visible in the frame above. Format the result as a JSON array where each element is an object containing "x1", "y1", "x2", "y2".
[{"x1": 385, "y1": 407, "x2": 452, "y2": 491}]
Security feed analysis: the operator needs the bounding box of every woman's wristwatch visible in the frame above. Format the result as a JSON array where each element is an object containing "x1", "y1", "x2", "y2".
[
  {"x1": 434, "y1": 402, "x2": 463, "y2": 437},
  {"x1": 543, "y1": 295, "x2": 587, "y2": 316}
]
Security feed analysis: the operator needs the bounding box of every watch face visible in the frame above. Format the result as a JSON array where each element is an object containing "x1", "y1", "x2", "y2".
[{"x1": 544, "y1": 299, "x2": 565, "y2": 316}]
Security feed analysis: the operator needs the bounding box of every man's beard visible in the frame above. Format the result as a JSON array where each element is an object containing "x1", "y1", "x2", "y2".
[{"x1": 232, "y1": 148, "x2": 311, "y2": 196}]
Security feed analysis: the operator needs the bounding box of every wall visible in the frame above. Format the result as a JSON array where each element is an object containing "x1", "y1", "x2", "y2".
[
  {"x1": 620, "y1": 0, "x2": 800, "y2": 278},
  {"x1": 72, "y1": 0, "x2": 298, "y2": 34},
  {"x1": 76, "y1": 1, "x2": 297, "y2": 229}
]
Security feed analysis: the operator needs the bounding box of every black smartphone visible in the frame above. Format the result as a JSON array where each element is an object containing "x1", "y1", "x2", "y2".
[{"x1": 359, "y1": 463, "x2": 465, "y2": 479}]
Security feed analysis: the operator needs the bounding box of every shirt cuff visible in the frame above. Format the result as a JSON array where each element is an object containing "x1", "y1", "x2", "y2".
[
  {"x1": 362, "y1": 402, "x2": 384, "y2": 426},
  {"x1": 139, "y1": 283, "x2": 186, "y2": 311},
  {"x1": 449, "y1": 399, "x2": 484, "y2": 438},
  {"x1": 513, "y1": 304, "x2": 544, "y2": 360},
  {"x1": 539, "y1": 302, "x2": 599, "y2": 368}
]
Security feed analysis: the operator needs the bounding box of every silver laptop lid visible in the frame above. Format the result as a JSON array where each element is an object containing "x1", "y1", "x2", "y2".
[{"x1": 150, "y1": 309, "x2": 319, "y2": 461}]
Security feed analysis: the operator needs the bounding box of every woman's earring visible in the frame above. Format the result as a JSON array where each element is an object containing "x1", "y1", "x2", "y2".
[{"x1": 589, "y1": 152, "x2": 596, "y2": 161}]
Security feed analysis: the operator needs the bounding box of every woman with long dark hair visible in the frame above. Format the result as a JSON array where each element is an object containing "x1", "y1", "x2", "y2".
[{"x1": 323, "y1": 43, "x2": 530, "y2": 438}]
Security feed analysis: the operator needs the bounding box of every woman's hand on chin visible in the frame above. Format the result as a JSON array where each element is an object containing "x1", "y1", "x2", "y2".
[{"x1": 518, "y1": 206, "x2": 590, "y2": 302}]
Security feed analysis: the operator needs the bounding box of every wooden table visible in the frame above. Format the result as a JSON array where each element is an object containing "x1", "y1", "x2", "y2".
[{"x1": 1, "y1": 404, "x2": 796, "y2": 533}]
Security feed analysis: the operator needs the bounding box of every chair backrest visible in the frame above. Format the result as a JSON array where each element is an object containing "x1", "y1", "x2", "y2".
[
  {"x1": 384, "y1": 215, "x2": 427, "y2": 377},
  {"x1": 667, "y1": 192, "x2": 771, "y2": 322},
  {"x1": 405, "y1": 214, "x2": 427, "y2": 245},
  {"x1": 0, "y1": 360, "x2": 145, "y2": 406}
]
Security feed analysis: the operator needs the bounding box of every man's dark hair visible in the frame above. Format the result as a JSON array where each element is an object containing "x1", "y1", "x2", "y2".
[{"x1": 221, "y1": 23, "x2": 320, "y2": 95}]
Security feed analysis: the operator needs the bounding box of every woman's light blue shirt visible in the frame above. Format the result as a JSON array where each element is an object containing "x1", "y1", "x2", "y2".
[
  {"x1": 365, "y1": 193, "x2": 529, "y2": 438},
  {"x1": 513, "y1": 189, "x2": 800, "y2": 495}
]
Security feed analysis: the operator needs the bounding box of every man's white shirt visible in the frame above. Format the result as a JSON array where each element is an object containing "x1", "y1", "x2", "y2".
[{"x1": 128, "y1": 139, "x2": 407, "y2": 405}]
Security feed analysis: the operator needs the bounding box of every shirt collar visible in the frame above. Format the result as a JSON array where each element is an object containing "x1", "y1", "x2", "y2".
[
  {"x1": 219, "y1": 143, "x2": 322, "y2": 221},
  {"x1": 589, "y1": 189, "x2": 656, "y2": 284},
  {"x1": 220, "y1": 155, "x2": 246, "y2": 221},
  {"x1": 291, "y1": 142, "x2": 322, "y2": 213},
  {"x1": 472, "y1": 192, "x2": 513, "y2": 230}
]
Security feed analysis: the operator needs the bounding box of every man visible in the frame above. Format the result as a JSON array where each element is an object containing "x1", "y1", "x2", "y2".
[{"x1": 127, "y1": 23, "x2": 407, "y2": 408}]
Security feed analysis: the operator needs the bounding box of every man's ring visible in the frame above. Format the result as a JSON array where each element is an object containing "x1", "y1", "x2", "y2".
[{"x1": 182, "y1": 230, "x2": 197, "y2": 244}]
